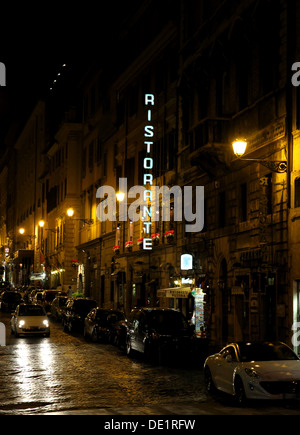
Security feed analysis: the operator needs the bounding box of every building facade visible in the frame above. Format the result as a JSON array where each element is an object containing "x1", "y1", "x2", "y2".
[{"x1": 1, "y1": 0, "x2": 300, "y2": 350}]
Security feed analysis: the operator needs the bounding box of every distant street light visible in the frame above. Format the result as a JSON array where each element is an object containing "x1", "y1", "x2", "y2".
[
  {"x1": 67, "y1": 208, "x2": 93, "y2": 225},
  {"x1": 18, "y1": 228, "x2": 36, "y2": 239}
]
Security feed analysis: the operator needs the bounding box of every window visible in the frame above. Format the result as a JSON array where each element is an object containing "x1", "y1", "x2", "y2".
[
  {"x1": 103, "y1": 152, "x2": 107, "y2": 178},
  {"x1": 82, "y1": 148, "x2": 86, "y2": 178},
  {"x1": 295, "y1": 178, "x2": 300, "y2": 208},
  {"x1": 88, "y1": 141, "x2": 94, "y2": 171},
  {"x1": 128, "y1": 84, "x2": 139, "y2": 117},
  {"x1": 241, "y1": 183, "x2": 248, "y2": 222},
  {"x1": 96, "y1": 137, "x2": 101, "y2": 164},
  {"x1": 221, "y1": 346, "x2": 237, "y2": 362},
  {"x1": 218, "y1": 191, "x2": 226, "y2": 228},
  {"x1": 116, "y1": 96, "x2": 125, "y2": 127},
  {"x1": 125, "y1": 158, "x2": 135, "y2": 189},
  {"x1": 90, "y1": 85, "x2": 96, "y2": 116}
]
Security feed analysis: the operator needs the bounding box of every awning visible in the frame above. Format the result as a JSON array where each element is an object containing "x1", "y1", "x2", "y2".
[
  {"x1": 157, "y1": 287, "x2": 192, "y2": 299},
  {"x1": 30, "y1": 273, "x2": 46, "y2": 281}
]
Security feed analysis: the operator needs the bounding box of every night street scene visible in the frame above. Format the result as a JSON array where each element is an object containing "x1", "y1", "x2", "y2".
[{"x1": 1, "y1": 0, "x2": 300, "y2": 425}]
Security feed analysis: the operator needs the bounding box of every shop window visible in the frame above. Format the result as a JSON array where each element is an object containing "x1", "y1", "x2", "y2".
[{"x1": 295, "y1": 178, "x2": 300, "y2": 208}]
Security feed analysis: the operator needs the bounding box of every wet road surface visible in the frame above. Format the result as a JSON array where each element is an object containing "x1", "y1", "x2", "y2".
[{"x1": 1, "y1": 312, "x2": 300, "y2": 415}]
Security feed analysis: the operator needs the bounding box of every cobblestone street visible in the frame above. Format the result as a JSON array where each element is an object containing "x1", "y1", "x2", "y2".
[{"x1": 0, "y1": 313, "x2": 300, "y2": 415}]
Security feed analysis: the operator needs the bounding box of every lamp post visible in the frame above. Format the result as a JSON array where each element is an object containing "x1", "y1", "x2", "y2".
[
  {"x1": 18, "y1": 228, "x2": 37, "y2": 282},
  {"x1": 232, "y1": 138, "x2": 285, "y2": 341},
  {"x1": 67, "y1": 208, "x2": 94, "y2": 225},
  {"x1": 232, "y1": 139, "x2": 287, "y2": 173}
]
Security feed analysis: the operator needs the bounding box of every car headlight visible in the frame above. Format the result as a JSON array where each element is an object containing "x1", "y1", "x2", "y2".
[
  {"x1": 19, "y1": 320, "x2": 25, "y2": 327},
  {"x1": 245, "y1": 368, "x2": 260, "y2": 378},
  {"x1": 43, "y1": 320, "x2": 49, "y2": 328}
]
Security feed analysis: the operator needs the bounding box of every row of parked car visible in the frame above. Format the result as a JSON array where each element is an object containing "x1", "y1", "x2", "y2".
[
  {"x1": 1, "y1": 285, "x2": 206, "y2": 362},
  {"x1": 0, "y1": 287, "x2": 67, "y2": 313},
  {"x1": 50, "y1": 295, "x2": 205, "y2": 362}
]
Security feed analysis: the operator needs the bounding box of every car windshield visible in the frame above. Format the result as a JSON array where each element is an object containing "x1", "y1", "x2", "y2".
[
  {"x1": 74, "y1": 300, "x2": 97, "y2": 315},
  {"x1": 238, "y1": 342, "x2": 299, "y2": 362},
  {"x1": 45, "y1": 292, "x2": 57, "y2": 301},
  {"x1": 19, "y1": 305, "x2": 46, "y2": 316},
  {"x1": 96, "y1": 311, "x2": 125, "y2": 324},
  {"x1": 148, "y1": 310, "x2": 189, "y2": 332},
  {"x1": 58, "y1": 298, "x2": 67, "y2": 306}
]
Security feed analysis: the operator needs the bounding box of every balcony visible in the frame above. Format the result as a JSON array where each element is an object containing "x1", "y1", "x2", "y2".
[{"x1": 188, "y1": 118, "x2": 231, "y2": 177}]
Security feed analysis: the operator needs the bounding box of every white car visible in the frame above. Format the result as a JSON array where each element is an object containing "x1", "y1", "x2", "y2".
[
  {"x1": 11, "y1": 303, "x2": 50, "y2": 337},
  {"x1": 204, "y1": 341, "x2": 300, "y2": 405}
]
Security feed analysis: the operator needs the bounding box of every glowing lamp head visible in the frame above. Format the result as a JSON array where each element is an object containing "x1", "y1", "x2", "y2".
[
  {"x1": 232, "y1": 139, "x2": 247, "y2": 158},
  {"x1": 39, "y1": 220, "x2": 45, "y2": 228},
  {"x1": 67, "y1": 208, "x2": 74, "y2": 217},
  {"x1": 19, "y1": 228, "x2": 25, "y2": 235},
  {"x1": 116, "y1": 192, "x2": 125, "y2": 202}
]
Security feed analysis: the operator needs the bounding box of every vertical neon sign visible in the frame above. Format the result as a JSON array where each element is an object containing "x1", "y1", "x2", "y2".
[{"x1": 142, "y1": 94, "x2": 155, "y2": 250}]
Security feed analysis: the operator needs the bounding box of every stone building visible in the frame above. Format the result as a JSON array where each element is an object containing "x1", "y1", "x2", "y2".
[{"x1": 2, "y1": 0, "x2": 300, "y2": 350}]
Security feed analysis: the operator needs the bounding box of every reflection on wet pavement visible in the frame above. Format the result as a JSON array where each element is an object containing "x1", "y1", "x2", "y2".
[
  {"x1": 1, "y1": 313, "x2": 300, "y2": 415},
  {"x1": 0, "y1": 313, "x2": 205, "y2": 414}
]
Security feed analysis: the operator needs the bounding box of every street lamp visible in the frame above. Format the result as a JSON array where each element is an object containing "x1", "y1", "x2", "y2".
[
  {"x1": 18, "y1": 228, "x2": 36, "y2": 238},
  {"x1": 67, "y1": 208, "x2": 94, "y2": 225},
  {"x1": 67, "y1": 208, "x2": 74, "y2": 217},
  {"x1": 38, "y1": 220, "x2": 57, "y2": 233},
  {"x1": 232, "y1": 138, "x2": 287, "y2": 173},
  {"x1": 116, "y1": 192, "x2": 125, "y2": 202},
  {"x1": 232, "y1": 139, "x2": 248, "y2": 158}
]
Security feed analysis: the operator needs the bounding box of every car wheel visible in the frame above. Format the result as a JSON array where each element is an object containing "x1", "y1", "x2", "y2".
[
  {"x1": 83, "y1": 327, "x2": 89, "y2": 341},
  {"x1": 63, "y1": 320, "x2": 68, "y2": 332},
  {"x1": 204, "y1": 367, "x2": 216, "y2": 394},
  {"x1": 144, "y1": 341, "x2": 151, "y2": 360},
  {"x1": 126, "y1": 336, "x2": 133, "y2": 356},
  {"x1": 234, "y1": 377, "x2": 247, "y2": 407},
  {"x1": 91, "y1": 328, "x2": 98, "y2": 343}
]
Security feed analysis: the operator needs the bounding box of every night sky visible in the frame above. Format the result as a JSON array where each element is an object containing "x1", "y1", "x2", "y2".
[{"x1": 0, "y1": 1, "x2": 133, "y2": 147}]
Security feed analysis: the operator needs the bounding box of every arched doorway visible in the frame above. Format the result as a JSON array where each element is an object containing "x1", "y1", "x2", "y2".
[{"x1": 219, "y1": 258, "x2": 229, "y2": 345}]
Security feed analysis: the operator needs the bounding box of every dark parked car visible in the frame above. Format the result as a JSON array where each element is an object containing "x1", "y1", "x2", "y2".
[
  {"x1": 0, "y1": 291, "x2": 23, "y2": 312},
  {"x1": 84, "y1": 308, "x2": 126, "y2": 342},
  {"x1": 42, "y1": 290, "x2": 66, "y2": 312},
  {"x1": 51, "y1": 296, "x2": 68, "y2": 322},
  {"x1": 63, "y1": 298, "x2": 97, "y2": 333},
  {"x1": 109, "y1": 319, "x2": 128, "y2": 349},
  {"x1": 126, "y1": 308, "x2": 196, "y2": 361}
]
